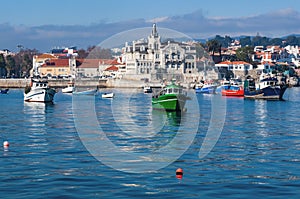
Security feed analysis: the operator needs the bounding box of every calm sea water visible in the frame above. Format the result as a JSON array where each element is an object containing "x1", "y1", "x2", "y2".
[{"x1": 0, "y1": 87, "x2": 300, "y2": 198}]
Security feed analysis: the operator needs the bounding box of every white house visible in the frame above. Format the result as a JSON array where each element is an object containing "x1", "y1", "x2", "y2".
[{"x1": 215, "y1": 61, "x2": 253, "y2": 78}]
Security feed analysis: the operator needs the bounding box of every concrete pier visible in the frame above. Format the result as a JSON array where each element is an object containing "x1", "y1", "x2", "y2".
[
  {"x1": 0, "y1": 79, "x2": 30, "y2": 88},
  {"x1": 0, "y1": 78, "x2": 188, "y2": 89},
  {"x1": 0, "y1": 78, "x2": 145, "y2": 88}
]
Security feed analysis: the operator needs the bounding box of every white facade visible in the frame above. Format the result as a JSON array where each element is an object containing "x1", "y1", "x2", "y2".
[
  {"x1": 122, "y1": 24, "x2": 197, "y2": 81},
  {"x1": 284, "y1": 45, "x2": 299, "y2": 57},
  {"x1": 215, "y1": 61, "x2": 253, "y2": 71}
]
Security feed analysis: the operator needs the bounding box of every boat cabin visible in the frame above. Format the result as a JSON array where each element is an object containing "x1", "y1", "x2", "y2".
[
  {"x1": 165, "y1": 86, "x2": 184, "y2": 94},
  {"x1": 153, "y1": 84, "x2": 185, "y2": 99},
  {"x1": 31, "y1": 79, "x2": 49, "y2": 89},
  {"x1": 258, "y1": 77, "x2": 278, "y2": 89}
]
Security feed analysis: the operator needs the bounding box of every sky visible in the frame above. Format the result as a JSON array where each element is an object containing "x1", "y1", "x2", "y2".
[{"x1": 1, "y1": 0, "x2": 300, "y2": 52}]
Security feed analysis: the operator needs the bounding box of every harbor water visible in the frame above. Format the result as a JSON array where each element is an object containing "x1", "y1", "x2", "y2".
[{"x1": 0, "y1": 87, "x2": 300, "y2": 198}]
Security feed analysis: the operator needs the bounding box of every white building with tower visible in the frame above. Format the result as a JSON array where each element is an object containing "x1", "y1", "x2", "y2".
[{"x1": 121, "y1": 24, "x2": 197, "y2": 82}]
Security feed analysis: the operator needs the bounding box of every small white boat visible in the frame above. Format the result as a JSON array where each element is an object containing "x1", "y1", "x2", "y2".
[
  {"x1": 62, "y1": 82, "x2": 75, "y2": 93},
  {"x1": 102, "y1": 92, "x2": 114, "y2": 98},
  {"x1": 143, "y1": 86, "x2": 152, "y2": 93},
  {"x1": 73, "y1": 88, "x2": 97, "y2": 95},
  {"x1": 24, "y1": 79, "x2": 56, "y2": 102}
]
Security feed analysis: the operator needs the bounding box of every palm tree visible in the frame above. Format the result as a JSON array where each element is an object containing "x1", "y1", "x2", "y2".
[{"x1": 206, "y1": 39, "x2": 222, "y2": 63}]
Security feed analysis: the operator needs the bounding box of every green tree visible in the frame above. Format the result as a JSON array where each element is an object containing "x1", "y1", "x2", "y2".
[
  {"x1": 214, "y1": 35, "x2": 233, "y2": 48},
  {"x1": 206, "y1": 39, "x2": 222, "y2": 62},
  {"x1": 14, "y1": 49, "x2": 38, "y2": 77},
  {"x1": 270, "y1": 38, "x2": 283, "y2": 46},
  {"x1": 5, "y1": 55, "x2": 15, "y2": 77},
  {"x1": 235, "y1": 46, "x2": 254, "y2": 63},
  {"x1": 252, "y1": 35, "x2": 269, "y2": 47},
  {"x1": 240, "y1": 36, "x2": 251, "y2": 47},
  {"x1": 21, "y1": 54, "x2": 32, "y2": 77},
  {"x1": 285, "y1": 35, "x2": 298, "y2": 46},
  {"x1": 77, "y1": 48, "x2": 88, "y2": 59},
  {"x1": 0, "y1": 54, "x2": 5, "y2": 68},
  {"x1": 86, "y1": 46, "x2": 112, "y2": 59},
  {"x1": 0, "y1": 54, "x2": 6, "y2": 77}
]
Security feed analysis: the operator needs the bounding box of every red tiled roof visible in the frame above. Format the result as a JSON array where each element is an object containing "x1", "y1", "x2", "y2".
[
  {"x1": 35, "y1": 54, "x2": 56, "y2": 59},
  {"x1": 218, "y1": 61, "x2": 251, "y2": 65},
  {"x1": 232, "y1": 61, "x2": 250, "y2": 65},
  {"x1": 217, "y1": 61, "x2": 233, "y2": 65},
  {"x1": 104, "y1": 65, "x2": 118, "y2": 71},
  {"x1": 77, "y1": 59, "x2": 121, "y2": 68}
]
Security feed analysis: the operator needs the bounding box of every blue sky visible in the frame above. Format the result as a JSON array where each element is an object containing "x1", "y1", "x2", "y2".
[{"x1": 1, "y1": 0, "x2": 300, "y2": 51}]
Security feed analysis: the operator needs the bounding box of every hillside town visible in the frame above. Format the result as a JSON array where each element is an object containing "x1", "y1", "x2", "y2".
[{"x1": 0, "y1": 24, "x2": 299, "y2": 87}]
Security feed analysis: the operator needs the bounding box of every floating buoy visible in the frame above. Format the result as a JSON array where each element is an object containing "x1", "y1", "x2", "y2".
[
  {"x1": 3, "y1": 141, "x2": 9, "y2": 148},
  {"x1": 176, "y1": 168, "x2": 183, "y2": 179}
]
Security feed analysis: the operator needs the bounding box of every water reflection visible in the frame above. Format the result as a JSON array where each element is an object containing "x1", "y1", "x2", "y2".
[
  {"x1": 23, "y1": 102, "x2": 51, "y2": 151},
  {"x1": 151, "y1": 110, "x2": 182, "y2": 127},
  {"x1": 254, "y1": 100, "x2": 268, "y2": 137},
  {"x1": 110, "y1": 90, "x2": 155, "y2": 137},
  {"x1": 23, "y1": 102, "x2": 47, "y2": 126}
]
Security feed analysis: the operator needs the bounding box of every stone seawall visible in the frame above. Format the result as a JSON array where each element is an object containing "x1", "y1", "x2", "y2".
[
  {"x1": 0, "y1": 78, "x2": 108, "y2": 88},
  {"x1": 0, "y1": 78, "x2": 145, "y2": 88},
  {"x1": 0, "y1": 79, "x2": 30, "y2": 88},
  {"x1": 0, "y1": 78, "x2": 185, "y2": 88}
]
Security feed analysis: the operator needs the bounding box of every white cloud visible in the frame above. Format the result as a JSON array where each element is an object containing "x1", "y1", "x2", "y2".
[
  {"x1": 1, "y1": 8, "x2": 300, "y2": 52},
  {"x1": 146, "y1": 16, "x2": 169, "y2": 23}
]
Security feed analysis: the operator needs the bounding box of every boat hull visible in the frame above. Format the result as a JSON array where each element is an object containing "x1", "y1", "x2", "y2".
[
  {"x1": 102, "y1": 93, "x2": 114, "y2": 98},
  {"x1": 62, "y1": 86, "x2": 74, "y2": 93},
  {"x1": 143, "y1": 86, "x2": 152, "y2": 93},
  {"x1": 195, "y1": 86, "x2": 216, "y2": 94},
  {"x1": 0, "y1": 89, "x2": 9, "y2": 94},
  {"x1": 24, "y1": 88, "x2": 56, "y2": 102},
  {"x1": 152, "y1": 94, "x2": 187, "y2": 111},
  {"x1": 244, "y1": 86, "x2": 287, "y2": 100},
  {"x1": 221, "y1": 87, "x2": 244, "y2": 97},
  {"x1": 144, "y1": 88, "x2": 152, "y2": 93}
]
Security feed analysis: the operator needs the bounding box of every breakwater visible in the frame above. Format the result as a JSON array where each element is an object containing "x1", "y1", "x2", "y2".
[
  {"x1": 0, "y1": 78, "x2": 108, "y2": 88},
  {"x1": 0, "y1": 79, "x2": 30, "y2": 88},
  {"x1": 0, "y1": 78, "x2": 158, "y2": 88}
]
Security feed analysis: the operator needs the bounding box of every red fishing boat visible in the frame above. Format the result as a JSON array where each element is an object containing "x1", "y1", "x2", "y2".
[{"x1": 221, "y1": 85, "x2": 244, "y2": 97}]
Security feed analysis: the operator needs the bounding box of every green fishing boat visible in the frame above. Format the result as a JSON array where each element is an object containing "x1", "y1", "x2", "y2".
[{"x1": 152, "y1": 81, "x2": 188, "y2": 111}]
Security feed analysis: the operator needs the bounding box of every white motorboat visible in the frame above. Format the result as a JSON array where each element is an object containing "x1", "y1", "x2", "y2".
[
  {"x1": 143, "y1": 86, "x2": 152, "y2": 93},
  {"x1": 102, "y1": 92, "x2": 114, "y2": 98},
  {"x1": 24, "y1": 79, "x2": 56, "y2": 102},
  {"x1": 62, "y1": 82, "x2": 75, "y2": 93}
]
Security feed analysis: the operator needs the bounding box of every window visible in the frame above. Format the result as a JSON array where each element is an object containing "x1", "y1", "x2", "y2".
[{"x1": 172, "y1": 53, "x2": 176, "y2": 59}]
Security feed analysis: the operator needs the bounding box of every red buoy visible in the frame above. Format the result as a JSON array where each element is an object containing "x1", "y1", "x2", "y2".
[
  {"x1": 3, "y1": 141, "x2": 9, "y2": 148},
  {"x1": 176, "y1": 168, "x2": 183, "y2": 179}
]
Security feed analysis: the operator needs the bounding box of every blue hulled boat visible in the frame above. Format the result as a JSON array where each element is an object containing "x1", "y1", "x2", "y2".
[
  {"x1": 244, "y1": 74, "x2": 287, "y2": 100},
  {"x1": 0, "y1": 88, "x2": 9, "y2": 94},
  {"x1": 195, "y1": 83, "x2": 217, "y2": 94}
]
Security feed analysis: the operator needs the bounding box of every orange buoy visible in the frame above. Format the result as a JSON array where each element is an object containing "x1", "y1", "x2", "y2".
[
  {"x1": 3, "y1": 141, "x2": 9, "y2": 148},
  {"x1": 176, "y1": 168, "x2": 183, "y2": 179}
]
